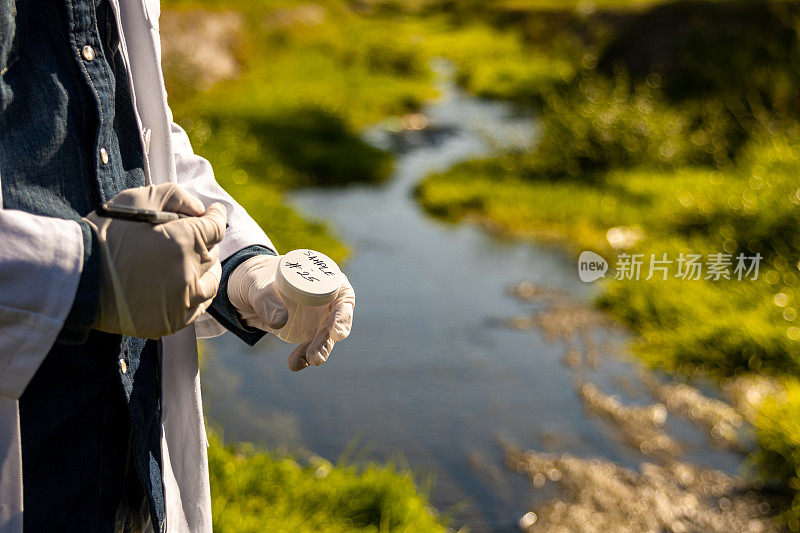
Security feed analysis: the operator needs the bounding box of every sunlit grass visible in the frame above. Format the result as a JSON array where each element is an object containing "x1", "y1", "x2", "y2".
[
  {"x1": 208, "y1": 432, "x2": 447, "y2": 533},
  {"x1": 408, "y1": 17, "x2": 577, "y2": 102},
  {"x1": 418, "y1": 136, "x2": 800, "y2": 371},
  {"x1": 754, "y1": 379, "x2": 800, "y2": 530}
]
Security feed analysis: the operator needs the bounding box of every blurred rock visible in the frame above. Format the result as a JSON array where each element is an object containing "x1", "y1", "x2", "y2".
[
  {"x1": 641, "y1": 370, "x2": 746, "y2": 450},
  {"x1": 264, "y1": 4, "x2": 326, "y2": 29},
  {"x1": 506, "y1": 282, "x2": 781, "y2": 530},
  {"x1": 509, "y1": 304, "x2": 614, "y2": 343},
  {"x1": 579, "y1": 382, "x2": 679, "y2": 457},
  {"x1": 509, "y1": 281, "x2": 572, "y2": 304},
  {"x1": 722, "y1": 375, "x2": 782, "y2": 424},
  {"x1": 161, "y1": 10, "x2": 244, "y2": 90},
  {"x1": 606, "y1": 225, "x2": 644, "y2": 250},
  {"x1": 507, "y1": 448, "x2": 779, "y2": 533},
  {"x1": 507, "y1": 282, "x2": 617, "y2": 350}
]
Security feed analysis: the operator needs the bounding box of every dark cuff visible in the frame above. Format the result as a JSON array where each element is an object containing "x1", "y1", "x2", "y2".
[
  {"x1": 57, "y1": 220, "x2": 103, "y2": 344},
  {"x1": 207, "y1": 245, "x2": 278, "y2": 346}
]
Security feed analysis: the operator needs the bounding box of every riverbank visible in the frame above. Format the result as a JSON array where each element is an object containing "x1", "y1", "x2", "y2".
[
  {"x1": 206, "y1": 431, "x2": 446, "y2": 532},
  {"x1": 414, "y1": 0, "x2": 800, "y2": 528}
]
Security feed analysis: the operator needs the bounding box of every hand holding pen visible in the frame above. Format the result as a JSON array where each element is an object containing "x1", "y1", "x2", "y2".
[{"x1": 83, "y1": 184, "x2": 227, "y2": 338}]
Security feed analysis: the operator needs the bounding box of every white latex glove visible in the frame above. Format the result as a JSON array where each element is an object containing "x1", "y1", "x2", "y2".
[
  {"x1": 83, "y1": 183, "x2": 227, "y2": 339},
  {"x1": 228, "y1": 254, "x2": 355, "y2": 371}
]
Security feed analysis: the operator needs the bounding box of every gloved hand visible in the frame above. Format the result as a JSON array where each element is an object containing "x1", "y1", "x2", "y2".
[
  {"x1": 83, "y1": 183, "x2": 227, "y2": 339},
  {"x1": 228, "y1": 255, "x2": 355, "y2": 371}
]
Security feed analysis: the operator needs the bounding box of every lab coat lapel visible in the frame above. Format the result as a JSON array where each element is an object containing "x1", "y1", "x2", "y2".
[
  {"x1": 109, "y1": 1, "x2": 212, "y2": 531},
  {"x1": 0, "y1": 397, "x2": 22, "y2": 532}
]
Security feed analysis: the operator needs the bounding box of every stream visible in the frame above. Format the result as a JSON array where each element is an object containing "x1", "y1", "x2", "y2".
[{"x1": 202, "y1": 61, "x2": 747, "y2": 531}]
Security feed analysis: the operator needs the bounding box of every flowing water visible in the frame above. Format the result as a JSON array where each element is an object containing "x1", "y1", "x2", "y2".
[{"x1": 202, "y1": 61, "x2": 746, "y2": 531}]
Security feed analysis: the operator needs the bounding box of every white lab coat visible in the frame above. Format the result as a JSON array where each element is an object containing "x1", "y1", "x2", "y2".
[{"x1": 0, "y1": 0, "x2": 275, "y2": 530}]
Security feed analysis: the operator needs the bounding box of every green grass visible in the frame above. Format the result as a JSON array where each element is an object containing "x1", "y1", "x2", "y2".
[
  {"x1": 754, "y1": 380, "x2": 800, "y2": 530},
  {"x1": 409, "y1": 17, "x2": 577, "y2": 103},
  {"x1": 208, "y1": 432, "x2": 447, "y2": 533}
]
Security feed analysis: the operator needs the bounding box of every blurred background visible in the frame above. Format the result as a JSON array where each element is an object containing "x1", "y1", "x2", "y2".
[{"x1": 160, "y1": 0, "x2": 800, "y2": 531}]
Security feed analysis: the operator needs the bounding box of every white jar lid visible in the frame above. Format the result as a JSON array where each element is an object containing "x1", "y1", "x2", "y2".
[{"x1": 276, "y1": 249, "x2": 342, "y2": 307}]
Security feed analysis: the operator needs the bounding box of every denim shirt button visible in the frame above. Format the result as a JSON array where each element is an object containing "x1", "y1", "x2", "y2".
[
  {"x1": 100, "y1": 147, "x2": 109, "y2": 164},
  {"x1": 81, "y1": 45, "x2": 95, "y2": 61}
]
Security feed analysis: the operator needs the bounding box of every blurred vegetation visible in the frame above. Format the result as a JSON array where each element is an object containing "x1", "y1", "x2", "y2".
[
  {"x1": 412, "y1": 0, "x2": 800, "y2": 526},
  {"x1": 755, "y1": 381, "x2": 800, "y2": 531},
  {"x1": 162, "y1": 0, "x2": 437, "y2": 262},
  {"x1": 207, "y1": 431, "x2": 446, "y2": 532}
]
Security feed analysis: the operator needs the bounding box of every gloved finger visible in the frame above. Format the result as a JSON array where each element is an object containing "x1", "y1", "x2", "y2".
[
  {"x1": 305, "y1": 324, "x2": 332, "y2": 366},
  {"x1": 189, "y1": 260, "x2": 222, "y2": 307},
  {"x1": 185, "y1": 202, "x2": 227, "y2": 248},
  {"x1": 328, "y1": 300, "x2": 354, "y2": 341},
  {"x1": 236, "y1": 309, "x2": 271, "y2": 331},
  {"x1": 287, "y1": 341, "x2": 311, "y2": 372},
  {"x1": 253, "y1": 283, "x2": 289, "y2": 330},
  {"x1": 329, "y1": 277, "x2": 355, "y2": 341},
  {"x1": 158, "y1": 183, "x2": 206, "y2": 216},
  {"x1": 185, "y1": 295, "x2": 215, "y2": 327},
  {"x1": 104, "y1": 185, "x2": 156, "y2": 209},
  {"x1": 198, "y1": 244, "x2": 220, "y2": 270},
  {"x1": 103, "y1": 187, "x2": 142, "y2": 207},
  {"x1": 306, "y1": 334, "x2": 335, "y2": 366},
  {"x1": 106, "y1": 184, "x2": 206, "y2": 216}
]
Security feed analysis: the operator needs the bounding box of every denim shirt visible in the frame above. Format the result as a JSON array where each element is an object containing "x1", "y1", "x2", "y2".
[{"x1": 0, "y1": 0, "x2": 271, "y2": 529}]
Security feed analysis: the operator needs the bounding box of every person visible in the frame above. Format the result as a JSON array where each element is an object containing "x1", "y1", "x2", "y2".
[{"x1": 0, "y1": 0, "x2": 355, "y2": 531}]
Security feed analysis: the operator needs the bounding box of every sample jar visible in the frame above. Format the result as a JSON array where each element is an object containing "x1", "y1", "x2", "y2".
[
  {"x1": 272, "y1": 249, "x2": 343, "y2": 343},
  {"x1": 275, "y1": 249, "x2": 342, "y2": 307}
]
